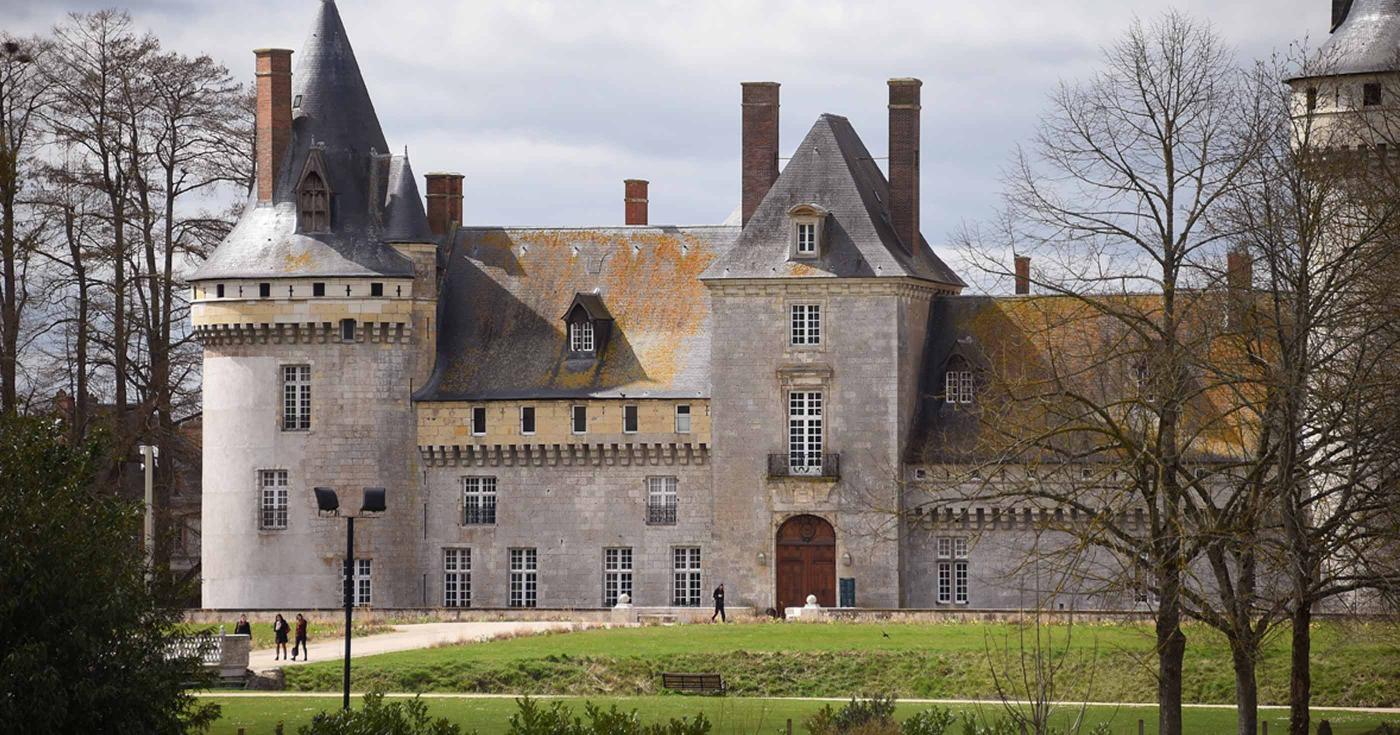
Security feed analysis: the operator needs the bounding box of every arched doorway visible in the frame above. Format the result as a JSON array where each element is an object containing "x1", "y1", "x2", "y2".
[{"x1": 776, "y1": 514, "x2": 836, "y2": 612}]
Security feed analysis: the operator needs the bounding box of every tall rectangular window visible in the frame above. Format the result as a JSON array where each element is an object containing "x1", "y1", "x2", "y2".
[
  {"x1": 444, "y1": 548, "x2": 471, "y2": 608},
  {"x1": 520, "y1": 406, "x2": 536, "y2": 435},
  {"x1": 788, "y1": 391, "x2": 824, "y2": 474},
  {"x1": 471, "y1": 406, "x2": 487, "y2": 436},
  {"x1": 258, "y1": 469, "x2": 289, "y2": 530},
  {"x1": 675, "y1": 404, "x2": 691, "y2": 433},
  {"x1": 340, "y1": 318, "x2": 356, "y2": 342},
  {"x1": 342, "y1": 558, "x2": 372, "y2": 607},
  {"x1": 570, "y1": 320, "x2": 594, "y2": 352},
  {"x1": 572, "y1": 405, "x2": 588, "y2": 434},
  {"x1": 623, "y1": 404, "x2": 639, "y2": 433},
  {"x1": 936, "y1": 537, "x2": 969, "y2": 605},
  {"x1": 790, "y1": 304, "x2": 822, "y2": 345},
  {"x1": 945, "y1": 371, "x2": 974, "y2": 404},
  {"x1": 672, "y1": 547, "x2": 702, "y2": 607},
  {"x1": 281, "y1": 365, "x2": 311, "y2": 431},
  {"x1": 461, "y1": 476, "x2": 497, "y2": 525},
  {"x1": 509, "y1": 548, "x2": 537, "y2": 608},
  {"x1": 603, "y1": 547, "x2": 633, "y2": 607},
  {"x1": 796, "y1": 222, "x2": 817, "y2": 254},
  {"x1": 647, "y1": 476, "x2": 678, "y2": 525}
]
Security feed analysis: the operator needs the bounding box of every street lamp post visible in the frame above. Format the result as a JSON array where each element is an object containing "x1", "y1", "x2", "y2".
[{"x1": 314, "y1": 486, "x2": 386, "y2": 711}]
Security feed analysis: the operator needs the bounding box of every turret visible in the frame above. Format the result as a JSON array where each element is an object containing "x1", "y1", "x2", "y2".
[
  {"x1": 1286, "y1": 0, "x2": 1400, "y2": 150},
  {"x1": 191, "y1": 0, "x2": 432, "y2": 610}
]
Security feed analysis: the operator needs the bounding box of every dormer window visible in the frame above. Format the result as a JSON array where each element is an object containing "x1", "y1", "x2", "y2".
[
  {"x1": 570, "y1": 320, "x2": 594, "y2": 352},
  {"x1": 562, "y1": 292, "x2": 613, "y2": 359},
  {"x1": 797, "y1": 222, "x2": 817, "y2": 254},
  {"x1": 944, "y1": 355, "x2": 975, "y2": 404},
  {"x1": 787, "y1": 203, "x2": 829, "y2": 260},
  {"x1": 296, "y1": 149, "x2": 331, "y2": 233}
]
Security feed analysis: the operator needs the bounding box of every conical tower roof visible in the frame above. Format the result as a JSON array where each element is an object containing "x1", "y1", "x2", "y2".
[
  {"x1": 1313, "y1": 0, "x2": 1400, "y2": 78},
  {"x1": 193, "y1": 0, "x2": 419, "y2": 281}
]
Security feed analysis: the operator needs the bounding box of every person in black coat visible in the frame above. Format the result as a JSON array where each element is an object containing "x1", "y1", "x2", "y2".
[
  {"x1": 272, "y1": 614, "x2": 290, "y2": 660},
  {"x1": 711, "y1": 583, "x2": 726, "y2": 623},
  {"x1": 233, "y1": 614, "x2": 252, "y2": 636}
]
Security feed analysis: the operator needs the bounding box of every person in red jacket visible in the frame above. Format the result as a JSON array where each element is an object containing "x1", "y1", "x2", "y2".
[{"x1": 291, "y1": 614, "x2": 310, "y2": 661}]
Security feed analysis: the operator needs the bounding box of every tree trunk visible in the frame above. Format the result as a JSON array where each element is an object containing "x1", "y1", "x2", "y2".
[
  {"x1": 1, "y1": 174, "x2": 19, "y2": 415},
  {"x1": 1289, "y1": 602, "x2": 1312, "y2": 735},
  {"x1": 1157, "y1": 564, "x2": 1187, "y2": 735},
  {"x1": 1231, "y1": 637, "x2": 1260, "y2": 735}
]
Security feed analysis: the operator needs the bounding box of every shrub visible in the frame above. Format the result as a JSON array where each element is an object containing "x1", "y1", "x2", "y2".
[
  {"x1": 902, "y1": 707, "x2": 957, "y2": 735},
  {"x1": 299, "y1": 691, "x2": 464, "y2": 735},
  {"x1": 506, "y1": 697, "x2": 711, "y2": 735},
  {"x1": 805, "y1": 695, "x2": 899, "y2": 735}
]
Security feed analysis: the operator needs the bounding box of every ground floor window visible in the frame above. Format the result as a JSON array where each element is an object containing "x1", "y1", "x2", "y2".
[
  {"x1": 603, "y1": 547, "x2": 633, "y2": 606},
  {"x1": 444, "y1": 548, "x2": 471, "y2": 608},
  {"x1": 936, "y1": 537, "x2": 968, "y2": 605},
  {"x1": 672, "y1": 546, "x2": 701, "y2": 606},
  {"x1": 342, "y1": 558, "x2": 371, "y2": 607},
  {"x1": 510, "y1": 548, "x2": 537, "y2": 608}
]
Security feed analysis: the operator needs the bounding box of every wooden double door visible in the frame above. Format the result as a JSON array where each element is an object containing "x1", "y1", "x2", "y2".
[{"x1": 776, "y1": 514, "x2": 836, "y2": 612}]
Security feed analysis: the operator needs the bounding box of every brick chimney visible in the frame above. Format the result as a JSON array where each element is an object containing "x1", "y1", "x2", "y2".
[
  {"x1": 254, "y1": 48, "x2": 293, "y2": 203},
  {"x1": 888, "y1": 78, "x2": 922, "y2": 254},
  {"x1": 1333, "y1": 0, "x2": 1354, "y2": 31},
  {"x1": 741, "y1": 82, "x2": 780, "y2": 227},
  {"x1": 624, "y1": 179, "x2": 648, "y2": 225},
  {"x1": 1014, "y1": 256, "x2": 1031, "y2": 295},
  {"x1": 1227, "y1": 249, "x2": 1253, "y2": 331},
  {"x1": 425, "y1": 172, "x2": 464, "y2": 236}
]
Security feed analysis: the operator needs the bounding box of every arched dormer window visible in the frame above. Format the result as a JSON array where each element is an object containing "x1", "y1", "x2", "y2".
[
  {"x1": 787, "y1": 203, "x2": 829, "y2": 260},
  {"x1": 562, "y1": 292, "x2": 613, "y2": 359},
  {"x1": 297, "y1": 149, "x2": 331, "y2": 233}
]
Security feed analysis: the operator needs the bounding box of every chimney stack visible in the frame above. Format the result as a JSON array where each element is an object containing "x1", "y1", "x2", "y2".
[
  {"x1": 254, "y1": 48, "x2": 293, "y2": 203},
  {"x1": 741, "y1": 82, "x2": 780, "y2": 227},
  {"x1": 624, "y1": 179, "x2": 649, "y2": 225},
  {"x1": 1227, "y1": 249, "x2": 1253, "y2": 331},
  {"x1": 1014, "y1": 256, "x2": 1031, "y2": 295},
  {"x1": 888, "y1": 78, "x2": 922, "y2": 254},
  {"x1": 1333, "y1": 0, "x2": 1353, "y2": 31},
  {"x1": 425, "y1": 172, "x2": 464, "y2": 236}
]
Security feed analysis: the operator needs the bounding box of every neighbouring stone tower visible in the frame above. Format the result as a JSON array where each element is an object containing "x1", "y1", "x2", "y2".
[
  {"x1": 191, "y1": 0, "x2": 436, "y2": 609},
  {"x1": 1286, "y1": 0, "x2": 1400, "y2": 148}
]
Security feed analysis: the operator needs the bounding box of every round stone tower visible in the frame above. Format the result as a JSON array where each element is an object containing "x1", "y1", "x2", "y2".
[
  {"x1": 191, "y1": 0, "x2": 439, "y2": 610},
  {"x1": 1286, "y1": 0, "x2": 1400, "y2": 149}
]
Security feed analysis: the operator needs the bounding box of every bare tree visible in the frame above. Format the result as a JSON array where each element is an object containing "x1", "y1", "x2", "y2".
[
  {"x1": 0, "y1": 35, "x2": 50, "y2": 415},
  {"x1": 952, "y1": 13, "x2": 1264, "y2": 735}
]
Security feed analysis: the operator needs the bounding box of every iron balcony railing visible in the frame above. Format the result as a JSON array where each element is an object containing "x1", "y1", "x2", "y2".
[
  {"x1": 647, "y1": 502, "x2": 678, "y2": 525},
  {"x1": 768, "y1": 452, "x2": 840, "y2": 479}
]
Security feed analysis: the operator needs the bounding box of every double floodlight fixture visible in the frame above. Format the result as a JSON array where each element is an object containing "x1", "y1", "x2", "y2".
[{"x1": 314, "y1": 486, "x2": 386, "y2": 516}]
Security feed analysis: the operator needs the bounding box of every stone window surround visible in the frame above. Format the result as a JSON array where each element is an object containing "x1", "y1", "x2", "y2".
[
  {"x1": 777, "y1": 365, "x2": 833, "y2": 474},
  {"x1": 787, "y1": 299, "x2": 826, "y2": 351},
  {"x1": 786, "y1": 203, "x2": 829, "y2": 260}
]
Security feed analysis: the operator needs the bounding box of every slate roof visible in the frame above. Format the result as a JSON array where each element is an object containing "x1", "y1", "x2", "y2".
[
  {"x1": 906, "y1": 293, "x2": 1260, "y2": 465},
  {"x1": 701, "y1": 114, "x2": 964, "y2": 288},
  {"x1": 416, "y1": 226, "x2": 740, "y2": 401},
  {"x1": 1298, "y1": 0, "x2": 1400, "y2": 79},
  {"x1": 193, "y1": 0, "x2": 424, "y2": 280}
]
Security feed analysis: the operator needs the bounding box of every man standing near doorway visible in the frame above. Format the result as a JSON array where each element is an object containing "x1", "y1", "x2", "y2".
[{"x1": 711, "y1": 583, "x2": 726, "y2": 622}]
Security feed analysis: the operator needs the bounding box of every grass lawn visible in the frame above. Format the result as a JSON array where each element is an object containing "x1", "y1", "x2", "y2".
[
  {"x1": 281, "y1": 620, "x2": 1400, "y2": 708},
  {"x1": 202, "y1": 694, "x2": 1399, "y2": 735}
]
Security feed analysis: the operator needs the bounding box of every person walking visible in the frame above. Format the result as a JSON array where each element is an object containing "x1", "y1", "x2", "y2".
[
  {"x1": 711, "y1": 583, "x2": 726, "y2": 623},
  {"x1": 233, "y1": 614, "x2": 252, "y2": 636},
  {"x1": 272, "y1": 614, "x2": 290, "y2": 660},
  {"x1": 291, "y1": 613, "x2": 310, "y2": 661}
]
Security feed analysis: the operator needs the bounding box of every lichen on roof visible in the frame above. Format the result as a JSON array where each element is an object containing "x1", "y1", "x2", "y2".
[{"x1": 417, "y1": 225, "x2": 740, "y2": 401}]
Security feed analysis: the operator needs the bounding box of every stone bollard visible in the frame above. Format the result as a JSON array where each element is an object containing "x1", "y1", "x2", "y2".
[{"x1": 609, "y1": 593, "x2": 637, "y2": 626}]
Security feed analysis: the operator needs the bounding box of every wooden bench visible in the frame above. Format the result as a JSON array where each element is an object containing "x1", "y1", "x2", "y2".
[{"x1": 660, "y1": 672, "x2": 726, "y2": 695}]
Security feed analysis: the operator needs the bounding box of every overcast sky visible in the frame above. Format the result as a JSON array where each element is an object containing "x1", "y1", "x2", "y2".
[{"x1": 9, "y1": 0, "x2": 1330, "y2": 253}]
